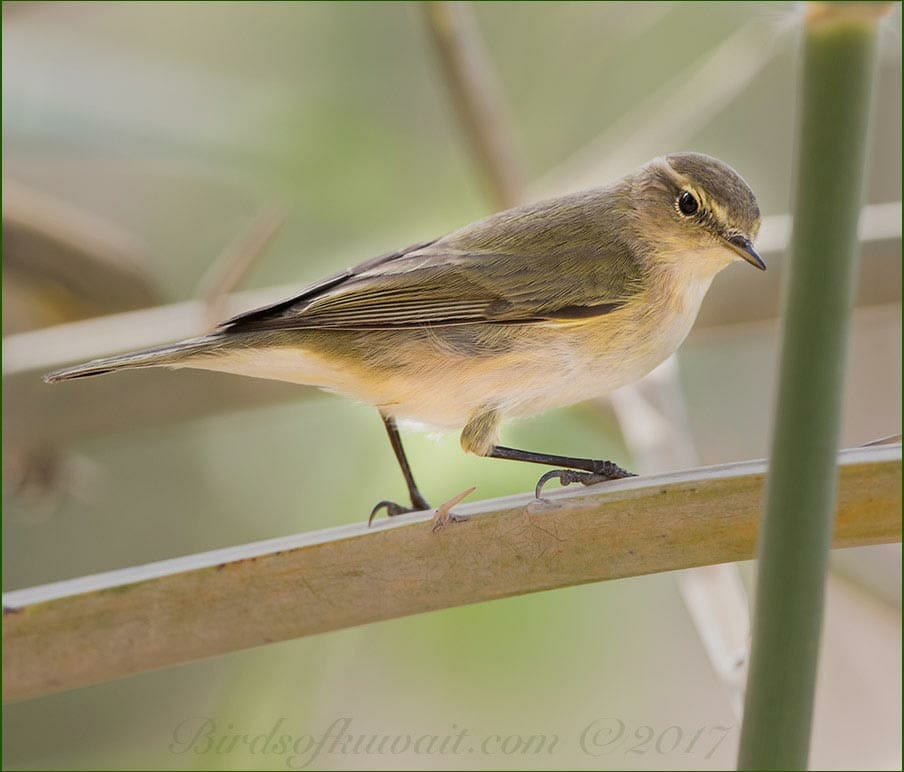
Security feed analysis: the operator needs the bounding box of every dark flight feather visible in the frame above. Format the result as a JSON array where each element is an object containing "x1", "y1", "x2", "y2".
[{"x1": 219, "y1": 189, "x2": 646, "y2": 334}]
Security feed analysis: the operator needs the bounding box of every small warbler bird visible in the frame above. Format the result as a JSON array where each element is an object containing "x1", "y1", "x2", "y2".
[{"x1": 45, "y1": 152, "x2": 763, "y2": 523}]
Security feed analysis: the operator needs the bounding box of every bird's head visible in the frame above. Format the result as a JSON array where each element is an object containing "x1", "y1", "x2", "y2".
[{"x1": 634, "y1": 152, "x2": 764, "y2": 274}]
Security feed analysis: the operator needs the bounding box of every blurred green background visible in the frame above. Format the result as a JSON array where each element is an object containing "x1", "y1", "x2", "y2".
[{"x1": 3, "y1": 2, "x2": 901, "y2": 769}]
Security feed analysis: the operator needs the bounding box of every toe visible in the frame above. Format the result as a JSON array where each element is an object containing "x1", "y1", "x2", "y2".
[{"x1": 368, "y1": 500, "x2": 408, "y2": 526}]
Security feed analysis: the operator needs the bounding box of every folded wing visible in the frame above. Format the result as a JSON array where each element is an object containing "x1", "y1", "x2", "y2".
[{"x1": 221, "y1": 195, "x2": 645, "y2": 333}]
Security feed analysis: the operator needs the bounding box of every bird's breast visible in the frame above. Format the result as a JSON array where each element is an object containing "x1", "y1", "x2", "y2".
[{"x1": 195, "y1": 271, "x2": 716, "y2": 433}]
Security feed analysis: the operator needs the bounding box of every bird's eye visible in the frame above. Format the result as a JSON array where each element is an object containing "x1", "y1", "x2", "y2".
[{"x1": 678, "y1": 190, "x2": 699, "y2": 216}]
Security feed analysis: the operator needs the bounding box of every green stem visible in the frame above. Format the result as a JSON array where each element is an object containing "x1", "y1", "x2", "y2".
[{"x1": 737, "y1": 4, "x2": 887, "y2": 769}]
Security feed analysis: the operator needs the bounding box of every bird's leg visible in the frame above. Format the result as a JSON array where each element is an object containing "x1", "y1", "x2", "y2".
[
  {"x1": 488, "y1": 446, "x2": 636, "y2": 498},
  {"x1": 460, "y1": 406, "x2": 634, "y2": 500},
  {"x1": 368, "y1": 414, "x2": 431, "y2": 525}
]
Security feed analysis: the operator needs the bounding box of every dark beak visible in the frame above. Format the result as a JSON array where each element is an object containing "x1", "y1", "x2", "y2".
[{"x1": 725, "y1": 235, "x2": 766, "y2": 271}]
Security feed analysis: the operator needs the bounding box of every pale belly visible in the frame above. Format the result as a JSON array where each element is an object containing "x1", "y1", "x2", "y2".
[
  {"x1": 385, "y1": 311, "x2": 698, "y2": 427},
  {"x1": 191, "y1": 280, "x2": 707, "y2": 432},
  {"x1": 378, "y1": 276, "x2": 710, "y2": 427}
]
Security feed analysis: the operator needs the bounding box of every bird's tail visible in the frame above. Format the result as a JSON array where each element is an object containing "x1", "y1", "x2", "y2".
[{"x1": 43, "y1": 335, "x2": 224, "y2": 383}]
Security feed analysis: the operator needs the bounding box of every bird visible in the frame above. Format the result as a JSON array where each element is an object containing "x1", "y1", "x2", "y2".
[{"x1": 44, "y1": 152, "x2": 763, "y2": 525}]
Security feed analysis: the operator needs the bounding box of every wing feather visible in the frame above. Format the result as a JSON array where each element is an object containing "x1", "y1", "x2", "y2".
[{"x1": 220, "y1": 190, "x2": 645, "y2": 333}]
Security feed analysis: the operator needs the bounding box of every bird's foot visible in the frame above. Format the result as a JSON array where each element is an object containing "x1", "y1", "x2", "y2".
[
  {"x1": 431, "y1": 486, "x2": 476, "y2": 531},
  {"x1": 368, "y1": 496, "x2": 429, "y2": 526},
  {"x1": 368, "y1": 487, "x2": 475, "y2": 530},
  {"x1": 535, "y1": 462, "x2": 636, "y2": 499}
]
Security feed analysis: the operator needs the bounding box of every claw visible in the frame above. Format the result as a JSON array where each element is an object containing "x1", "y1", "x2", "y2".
[
  {"x1": 534, "y1": 465, "x2": 637, "y2": 498},
  {"x1": 535, "y1": 469, "x2": 588, "y2": 498},
  {"x1": 368, "y1": 499, "x2": 415, "y2": 526}
]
